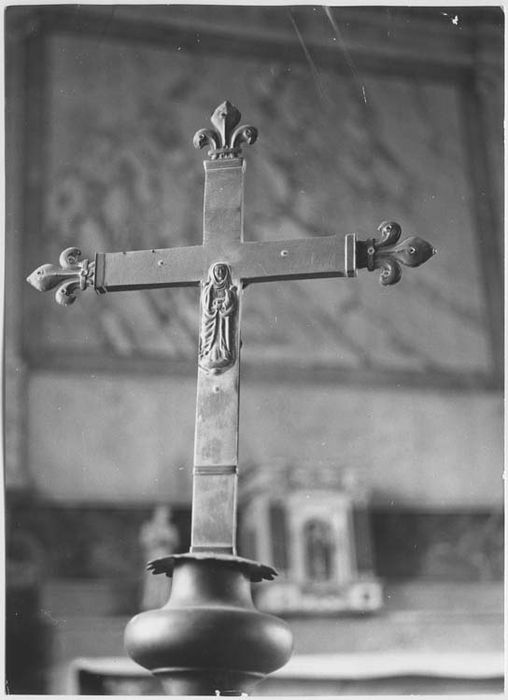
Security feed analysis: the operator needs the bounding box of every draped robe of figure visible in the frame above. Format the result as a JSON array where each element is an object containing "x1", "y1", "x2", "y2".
[{"x1": 198, "y1": 263, "x2": 237, "y2": 373}]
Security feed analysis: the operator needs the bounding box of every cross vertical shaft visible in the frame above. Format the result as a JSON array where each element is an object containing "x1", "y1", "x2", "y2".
[{"x1": 191, "y1": 158, "x2": 245, "y2": 554}]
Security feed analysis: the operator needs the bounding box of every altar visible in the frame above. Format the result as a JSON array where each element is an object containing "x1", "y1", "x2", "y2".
[{"x1": 70, "y1": 652, "x2": 504, "y2": 695}]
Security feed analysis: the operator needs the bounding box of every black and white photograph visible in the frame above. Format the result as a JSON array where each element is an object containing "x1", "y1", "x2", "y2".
[{"x1": 4, "y1": 3, "x2": 504, "y2": 695}]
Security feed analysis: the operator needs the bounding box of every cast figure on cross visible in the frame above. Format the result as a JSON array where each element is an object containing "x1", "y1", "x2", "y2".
[{"x1": 199, "y1": 262, "x2": 238, "y2": 374}]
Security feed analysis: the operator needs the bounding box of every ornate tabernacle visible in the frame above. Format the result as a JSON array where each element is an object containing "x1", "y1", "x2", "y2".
[
  {"x1": 27, "y1": 100, "x2": 435, "y2": 696},
  {"x1": 241, "y1": 462, "x2": 383, "y2": 615}
]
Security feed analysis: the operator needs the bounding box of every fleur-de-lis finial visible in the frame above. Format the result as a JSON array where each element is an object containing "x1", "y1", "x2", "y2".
[
  {"x1": 358, "y1": 221, "x2": 436, "y2": 286},
  {"x1": 26, "y1": 247, "x2": 95, "y2": 305},
  {"x1": 193, "y1": 101, "x2": 258, "y2": 160}
]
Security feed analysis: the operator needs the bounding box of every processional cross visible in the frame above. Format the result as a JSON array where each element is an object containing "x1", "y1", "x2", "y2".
[{"x1": 28, "y1": 101, "x2": 435, "y2": 695}]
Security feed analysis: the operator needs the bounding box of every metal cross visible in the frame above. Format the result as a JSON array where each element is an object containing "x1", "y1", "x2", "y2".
[{"x1": 27, "y1": 100, "x2": 435, "y2": 559}]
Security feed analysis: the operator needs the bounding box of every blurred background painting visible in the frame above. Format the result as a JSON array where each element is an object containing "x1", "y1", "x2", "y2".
[{"x1": 4, "y1": 4, "x2": 503, "y2": 695}]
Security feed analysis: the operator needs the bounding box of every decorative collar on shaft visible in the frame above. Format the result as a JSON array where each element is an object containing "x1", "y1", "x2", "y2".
[{"x1": 193, "y1": 100, "x2": 258, "y2": 160}]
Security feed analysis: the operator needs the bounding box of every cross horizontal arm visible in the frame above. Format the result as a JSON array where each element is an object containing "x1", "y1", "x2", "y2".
[
  {"x1": 232, "y1": 233, "x2": 356, "y2": 284},
  {"x1": 95, "y1": 232, "x2": 356, "y2": 293},
  {"x1": 94, "y1": 244, "x2": 206, "y2": 293}
]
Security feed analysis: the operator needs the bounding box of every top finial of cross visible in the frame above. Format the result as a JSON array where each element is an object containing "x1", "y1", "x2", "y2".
[{"x1": 193, "y1": 100, "x2": 258, "y2": 160}]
